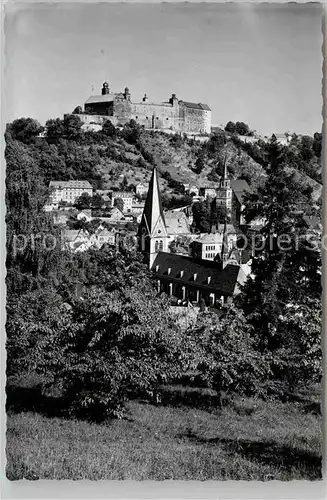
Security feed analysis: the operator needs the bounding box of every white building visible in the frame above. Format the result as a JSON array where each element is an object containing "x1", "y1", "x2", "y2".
[
  {"x1": 191, "y1": 224, "x2": 238, "y2": 261},
  {"x1": 49, "y1": 180, "x2": 93, "y2": 206},
  {"x1": 111, "y1": 191, "x2": 134, "y2": 211},
  {"x1": 135, "y1": 183, "x2": 148, "y2": 197}
]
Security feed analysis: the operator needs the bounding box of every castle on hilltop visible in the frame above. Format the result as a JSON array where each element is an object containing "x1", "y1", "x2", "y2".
[{"x1": 70, "y1": 82, "x2": 211, "y2": 135}]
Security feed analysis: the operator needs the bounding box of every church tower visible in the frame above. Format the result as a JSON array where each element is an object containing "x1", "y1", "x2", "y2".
[
  {"x1": 138, "y1": 167, "x2": 169, "y2": 269},
  {"x1": 216, "y1": 157, "x2": 232, "y2": 213}
]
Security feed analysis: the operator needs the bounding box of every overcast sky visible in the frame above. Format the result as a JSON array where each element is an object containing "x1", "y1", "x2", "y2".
[{"x1": 4, "y1": 2, "x2": 323, "y2": 135}]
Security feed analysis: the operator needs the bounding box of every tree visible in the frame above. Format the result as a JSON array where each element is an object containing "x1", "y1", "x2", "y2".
[
  {"x1": 6, "y1": 118, "x2": 44, "y2": 144},
  {"x1": 225, "y1": 121, "x2": 236, "y2": 134},
  {"x1": 122, "y1": 119, "x2": 141, "y2": 145},
  {"x1": 92, "y1": 193, "x2": 105, "y2": 210},
  {"x1": 72, "y1": 106, "x2": 83, "y2": 114},
  {"x1": 193, "y1": 154, "x2": 205, "y2": 175},
  {"x1": 235, "y1": 121, "x2": 250, "y2": 136},
  {"x1": 102, "y1": 120, "x2": 116, "y2": 138},
  {"x1": 192, "y1": 200, "x2": 211, "y2": 233},
  {"x1": 45, "y1": 118, "x2": 65, "y2": 143},
  {"x1": 75, "y1": 192, "x2": 93, "y2": 209},
  {"x1": 63, "y1": 114, "x2": 83, "y2": 140},
  {"x1": 113, "y1": 197, "x2": 124, "y2": 212},
  {"x1": 7, "y1": 249, "x2": 187, "y2": 420},
  {"x1": 238, "y1": 136, "x2": 322, "y2": 388},
  {"x1": 192, "y1": 304, "x2": 269, "y2": 397},
  {"x1": 210, "y1": 201, "x2": 228, "y2": 225}
]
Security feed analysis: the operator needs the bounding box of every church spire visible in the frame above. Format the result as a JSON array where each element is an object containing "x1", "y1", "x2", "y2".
[
  {"x1": 223, "y1": 154, "x2": 228, "y2": 180},
  {"x1": 138, "y1": 166, "x2": 168, "y2": 268}
]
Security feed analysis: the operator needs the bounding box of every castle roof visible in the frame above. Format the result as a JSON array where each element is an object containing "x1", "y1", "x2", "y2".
[
  {"x1": 85, "y1": 94, "x2": 115, "y2": 104},
  {"x1": 181, "y1": 101, "x2": 211, "y2": 111},
  {"x1": 152, "y1": 253, "x2": 240, "y2": 296}
]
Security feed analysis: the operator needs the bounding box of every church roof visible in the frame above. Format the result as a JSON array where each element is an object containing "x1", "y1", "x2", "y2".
[
  {"x1": 85, "y1": 94, "x2": 115, "y2": 104},
  {"x1": 140, "y1": 167, "x2": 166, "y2": 235},
  {"x1": 152, "y1": 253, "x2": 240, "y2": 296},
  {"x1": 230, "y1": 179, "x2": 251, "y2": 204}
]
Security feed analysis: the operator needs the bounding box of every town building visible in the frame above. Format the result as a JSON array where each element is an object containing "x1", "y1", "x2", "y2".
[
  {"x1": 70, "y1": 82, "x2": 211, "y2": 135},
  {"x1": 138, "y1": 166, "x2": 247, "y2": 306},
  {"x1": 111, "y1": 191, "x2": 134, "y2": 212},
  {"x1": 199, "y1": 186, "x2": 218, "y2": 200},
  {"x1": 48, "y1": 180, "x2": 93, "y2": 207},
  {"x1": 191, "y1": 224, "x2": 238, "y2": 261},
  {"x1": 135, "y1": 182, "x2": 148, "y2": 197}
]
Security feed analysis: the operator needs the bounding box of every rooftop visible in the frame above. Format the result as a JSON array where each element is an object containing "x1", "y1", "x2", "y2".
[
  {"x1": 181, "y1": 101, "x2": 211, "y2": 111},
  {"x1": 85, "y1": 94, "x2": 116, "y2": 104},
  {"x1": 49, "y1": 180, "x2": 93, "y2": 189},
  {"x1": 152, "y1": 253, "x2": 240, "y2": 296}
]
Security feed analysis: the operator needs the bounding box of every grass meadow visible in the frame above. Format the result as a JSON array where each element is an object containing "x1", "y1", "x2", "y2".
[{"x1": 6, "y1": 381, "x2": 322, "y2": 481}]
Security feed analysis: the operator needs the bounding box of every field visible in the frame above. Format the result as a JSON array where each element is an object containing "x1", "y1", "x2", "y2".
[{"x1": 6, "y1": 384, "x2": 322, "y2": 481}]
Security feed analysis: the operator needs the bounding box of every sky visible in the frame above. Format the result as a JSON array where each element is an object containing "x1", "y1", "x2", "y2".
[{"x1": 4, "y1": 1, "x2": 323, "y2": 136}]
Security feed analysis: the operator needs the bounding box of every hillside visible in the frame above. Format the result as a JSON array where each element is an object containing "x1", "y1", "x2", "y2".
[{"x1": 6, "y1": 117, "x2": 322, "y2": 210}]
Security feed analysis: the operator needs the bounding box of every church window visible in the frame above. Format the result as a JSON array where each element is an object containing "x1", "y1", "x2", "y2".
[
  {"x1": 155, "y1": 241, "x2": 159, "y2": 252},
  {"x1": 159, "y1": 240, "x2": 163, "y2": 251}
]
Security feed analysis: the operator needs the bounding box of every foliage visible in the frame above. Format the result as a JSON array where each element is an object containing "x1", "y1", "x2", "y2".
[
  {"x1": 238, "y1": 137, "x2": 322, "y2": 388},
  {"x1": 102, "y1": 120, "x2": 117, "y2": 138},
  {"x1": 121, "y1": 119, "x2": 141, "y2": 146},
  {"x1": 6, "y1": 118, "x2": 44, "y2": 144},
  {"x1": 75, "y1": 192, "x2": 93, "y2": 209},
  {"x1": 192, "y1": 304, "x2": 269, "y2": 396},
  {"x1": 6, "y1": 250, "x2": 186, "y2": 420},
  {"x1": 192, "y1": 199, "x2": 211, "y2": 233},
  {"x1": 113, "y1": 197, "x2": 124, "y2": 212}
]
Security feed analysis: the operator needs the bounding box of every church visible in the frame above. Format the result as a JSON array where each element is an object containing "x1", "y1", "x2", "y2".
[{"x1": 137, "y1": 167, "x2": 248, "y2": 308}]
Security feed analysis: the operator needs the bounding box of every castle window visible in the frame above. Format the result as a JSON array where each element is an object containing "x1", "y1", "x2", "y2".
[{"x1": 136, "y1": 116, "x2": 138, "y2": 119}]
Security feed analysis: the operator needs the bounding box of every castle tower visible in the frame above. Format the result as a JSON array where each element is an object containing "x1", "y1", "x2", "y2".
[
  {"x1": 138, "y1": 167, "x2": 168, "y2": 269},
  {"x1": 102, "y1": 82, "x2": 110, "y2": 95},
  {"x1": 124, "y1": 87, "x2": 131, "y2": 101}
]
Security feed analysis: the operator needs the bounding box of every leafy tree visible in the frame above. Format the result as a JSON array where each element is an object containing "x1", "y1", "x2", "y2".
[
  {"x1": 192, "y1": 200, "x2": 211, "y2": 233},
  {"x1": 193, "y1": 154, "x2": 205, "y2": 175},
  {"x1": 102, "y1": 120, "x2": 116, "y2": 138},
  {"x1": 225, "y1": 121, "x2": 236, "y2": 134},
  {"x1": 122, "y1": 119, "x2": 141, "y2": 145},
  {"x1": 45, "y1": 118, "x2": 66, "y2": 143},
  {"x1": 239, "y1": 136, "x2": 322, "y2": 387},
  {"x1": 113, "y1": 197, "x2": 124, "y2": 212},
  {"x1": 6, "y1": 118, "x2": 44, "y2": 144},
  {"x1": 72, "y1": 106, "x2": 83, "y2": 114},
  {"x1": 7, "y1": 250, "x2": 187, "y2": 420},
  {"x1": 75, "y1": 192, "x2": 93, "y2": 210},
  {"x1": 235, "y1": 121, "x2": 250, "y2": 136},
  {"x1": 210, "y1": 201, "x2": 228, "y2": 225},
  {"x1": 92, "y1": 193, "x2": 104, "y2": 209},
  {"x1": 63, "y1": 114, "x2": 83, "y2": 141},
  {"x1": 192, "y1": 304, "x2": 269, "y2": 397}
]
